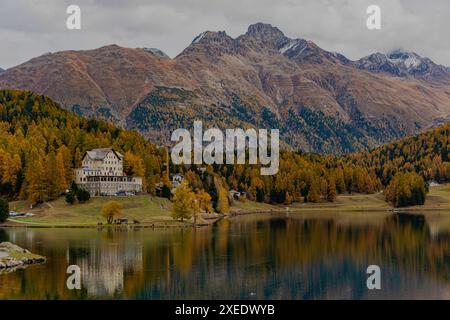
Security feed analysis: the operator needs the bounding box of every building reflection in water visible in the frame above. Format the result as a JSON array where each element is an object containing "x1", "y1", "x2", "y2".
[{"x1": 0, "y1": 212, "x2": 449, "y2": 299}]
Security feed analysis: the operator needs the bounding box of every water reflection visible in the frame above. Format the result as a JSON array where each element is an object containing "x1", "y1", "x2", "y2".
[{"x1": 0, "y1": 212, "x2": 449, "y2": 300}]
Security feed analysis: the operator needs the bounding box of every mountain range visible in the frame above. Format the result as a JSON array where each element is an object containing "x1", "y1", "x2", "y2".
[
  {"x1": 1, "y1": 23, "x2": 450, "y2": 154},
  {"x1": 356, "y1": 50, "x2": 450, "y2": 81}
]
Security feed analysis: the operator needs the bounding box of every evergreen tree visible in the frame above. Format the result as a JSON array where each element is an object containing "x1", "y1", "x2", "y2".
[
  {"x1": 385, "y1": 172, "x2": 427, "y2": 207},
  {"x1": 326, "y1": 178, "x2": 337, "y2": 202},
  {"x1": 307, "y1": 179, "x2": 321, "y2": 203},
  {"x1": 45, "y1": 150, "x2": 60, "y2": 200},
  {"x1": 76, "y1": 189, "x2": 91, "y2": 203},
  {"x1": 161, "y1": 184, "x2": 172, "y2": 199},
  {"x1": 196, "y1": 189, "x2": 213, "y2": 213},
  {"x1": 0, "y1": 198, "x2": 9, "y2": 223},
  {"x1": 214, "y1": 177, "x2": 230, "y2": 214},
  {"x1": 65, "y1": 192, "x2": 75, "y2": 205},
  {"x1": 56, "y1": 147, "x2": 69, "y2": 192},
  {"x1": 24, "y1": 150, "x2": 46, "y2": 203}
]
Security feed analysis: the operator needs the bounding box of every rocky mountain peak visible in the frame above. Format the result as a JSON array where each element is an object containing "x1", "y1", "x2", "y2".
[
  {"x1": 387, "y1": 49, "x2": 424, "y2": 69},
  {"x1": 245, "y1": 23, "x2": 285, "y2": 41},
  {"x1": 388, "y1": 49, "x2": 417, "y2": 58},
  {"x1": 177, "y1": 30, "x2": 238, "y2": 59},
  {"x1": 191, "y1": 30, "x2": 232, "y2": 45},
  {"x1": 356, "y1": 49, "x2": 450, "y2": 81},
  {"x1": 143, "y1": 47, "x2": 169, "y2": 59},
  {"x1": 97, "y1": 44, "x2": 122, "y2": 51}
]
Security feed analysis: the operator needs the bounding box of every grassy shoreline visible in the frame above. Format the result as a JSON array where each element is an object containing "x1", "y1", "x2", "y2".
[{"x1": 2, "y1": 184, "x2": 450, "y2": 228}]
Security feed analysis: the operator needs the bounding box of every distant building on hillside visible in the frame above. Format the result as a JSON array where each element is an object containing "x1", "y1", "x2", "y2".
[
  {"x1": 229, "y1": 189, "x2": 241, "y2": 200},
  {"x1": 171, "y1": 174, "x2": 184, "y2": 188},
  {"x1": 75, "y1": 148, "x2": 142, "y2": 196}
]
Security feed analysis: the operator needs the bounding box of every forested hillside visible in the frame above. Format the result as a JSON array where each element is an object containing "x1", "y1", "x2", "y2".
[
  {"x1": 176, "y1": 120, "x2": 450, "y2": 206},
  {"x1": 0, "y1": 89, "x2": 441, "y2": 208},
  {"x1": 347, "y1": 124, "x2": 450, "y2": 185},
  {"x1": 0, "y1": 90, "x2": 164, "y2": 202},
  {"x1": 176, "y1": 152, "x2": 381, "y2": 206}
]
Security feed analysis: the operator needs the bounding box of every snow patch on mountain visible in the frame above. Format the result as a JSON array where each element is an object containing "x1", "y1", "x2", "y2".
[
  {"x1": 279, "y1": 39, "x2": 307, "y2": 54},
  {"x1": 192, "y1": 32, "x2": 207, "y2": 44},
  {"x1": 143, "y1": 48, "x2": 169, "y2": 58},
  {"x1": 387, "y1": 50, "x2": 423, "y2": 70},
  {"x1": 355, "y1": 49, "x2": 450, "y2": 80},
  {"x1": 403, "y1": 56, "x2": 421, "y2": 68}
]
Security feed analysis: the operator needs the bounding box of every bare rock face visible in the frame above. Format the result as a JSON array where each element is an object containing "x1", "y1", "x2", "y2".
[
  {"x1": 0, "y1": 242, "x2": 46, "y2": 271},
  {"x1": 1, "y1": 23, "x2": 450, "y2": 154}
]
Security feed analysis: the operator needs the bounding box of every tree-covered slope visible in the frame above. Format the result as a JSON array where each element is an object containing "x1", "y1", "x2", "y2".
[
  {"x1": 0, "y1": 89, "x2": 164, "y2": 201},
  {"x1": 347, "y1": 123, "x2": 450, "y2": 185}
]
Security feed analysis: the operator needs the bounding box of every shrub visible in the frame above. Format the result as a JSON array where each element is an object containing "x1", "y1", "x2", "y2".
[
  {"x1": 76, "y1": 189, "x2": 91, "y2": 203},
  {"x1": 0, "y1": 198, "x2": 9, "y2": 223},
  {"x1": 65, "y1": 192, "x2": 75, "y2": 205},
  {"x1": 161, "y1": 184, "x2": 172, "y2": 199}
]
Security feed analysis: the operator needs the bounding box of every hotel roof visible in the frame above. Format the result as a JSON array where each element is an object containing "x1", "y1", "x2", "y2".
[{"x1": 83, "y1": 148, "x2": 124, "y2": 161}]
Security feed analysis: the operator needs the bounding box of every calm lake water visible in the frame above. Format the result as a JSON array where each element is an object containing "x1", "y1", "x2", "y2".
[{"x1": 0, "y1": 212, "x2": 449, "y2": 300}]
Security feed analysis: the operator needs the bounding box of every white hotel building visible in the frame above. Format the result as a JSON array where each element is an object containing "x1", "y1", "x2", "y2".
[{"x1": 75, "y1": 148, "x2": 142, "y2": 196}]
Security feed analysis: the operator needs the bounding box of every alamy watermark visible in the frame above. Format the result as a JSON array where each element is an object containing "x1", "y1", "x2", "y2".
[
  {"x1": 66, "y1": 5, "x2": 81, "y2": 30},
  {"x1": 171, "y1": 121, "x2": 279, "y2": 175},
  {"x1": 366, "y1": 5, "x2": 381, "y2": 30},
  {"x1": 366, "y1": 265, "x2": 381, "y2": 290},
  {"x1": 66, "y1": 264, "x2": 81, "y2": 290}
]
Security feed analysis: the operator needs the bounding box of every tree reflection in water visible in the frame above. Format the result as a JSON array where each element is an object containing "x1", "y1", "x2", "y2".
[{"x1": 0, "y1": 212, "x2": 449, "y2": 299}]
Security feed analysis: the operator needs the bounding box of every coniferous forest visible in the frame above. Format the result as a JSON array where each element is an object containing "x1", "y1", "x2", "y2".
[{"x1": 0, "y1": 89, "x2": 439, "y2": 208}]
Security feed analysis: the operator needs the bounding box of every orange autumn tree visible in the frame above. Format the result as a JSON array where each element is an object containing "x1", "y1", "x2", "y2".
[
  {"x1": 101, "y1": 201, "x2": 123, "y2": 224},
  {"x1": 172, "y1": 181, "x2": 198, "y2": 222}
]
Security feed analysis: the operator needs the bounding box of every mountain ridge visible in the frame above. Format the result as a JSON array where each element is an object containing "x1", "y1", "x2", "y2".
[
  {"x1": 1, "y1": 22, "x2": 450, "y2": 154},
  {"x1": 355, "y1": 49, "x2": 450, "y2": 83}
]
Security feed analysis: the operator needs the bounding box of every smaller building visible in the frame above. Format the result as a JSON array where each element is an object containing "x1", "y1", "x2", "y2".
[
  {"x1": 171, "y1": 174, "x2": 184, "y2": 188},
  {"x1": 75, "y1": 148, "x2": 142, "y2": 196},
  {"x1": 229, "y1": 189, "x2": 241, "y2": 200}
]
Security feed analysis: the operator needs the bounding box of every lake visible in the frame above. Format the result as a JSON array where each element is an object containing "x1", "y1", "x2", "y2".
[{"x1": 0, "y1": 211, "x2": 449, "y2": 299}]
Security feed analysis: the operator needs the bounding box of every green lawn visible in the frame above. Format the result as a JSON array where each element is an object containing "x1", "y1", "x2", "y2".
[
  {"x1": 407, "y1": 183, "x2": 450, "y2": 210},
  {"x1": 7, "y1": 195, "x2": 183, "y2": 227},
  {"x1": 232, "y1": 183, "x2": 450, "y2": 213},
  {"x1": 5, "y1": 184, "x2": 450, "y2": 227},
  {"x1": 230, "y1": 198, "x2": 277, "y2": 212},
  {"x1": 289, "y1": 192, "x2": 391, "y2": 212}
]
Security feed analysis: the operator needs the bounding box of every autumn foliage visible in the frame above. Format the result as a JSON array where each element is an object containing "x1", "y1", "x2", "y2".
[
  {"x1": 172, "y1": 181, "x2": 198, "y2": 221},
  {"x1": 1, "y1": 89, "x2": 449, "y2": 209},
  {"x1": 0, "y1": 90, "x2": 164, "y2": 203},
  {"x1": 385, "y1": 172, "x2": 427, "y2": 207},
  {"x1": 101, "y1": 201, "x2": 123, "y2": 224}
]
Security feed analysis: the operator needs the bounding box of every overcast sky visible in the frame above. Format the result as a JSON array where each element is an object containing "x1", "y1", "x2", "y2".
[{"x1": 1, "y1": 0, "x2": 449, "y2": 69}]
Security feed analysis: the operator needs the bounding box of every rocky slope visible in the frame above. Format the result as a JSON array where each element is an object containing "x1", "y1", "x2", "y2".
[{"x1": 1, "y1": 23, "x2": 450, "y2": 154}]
